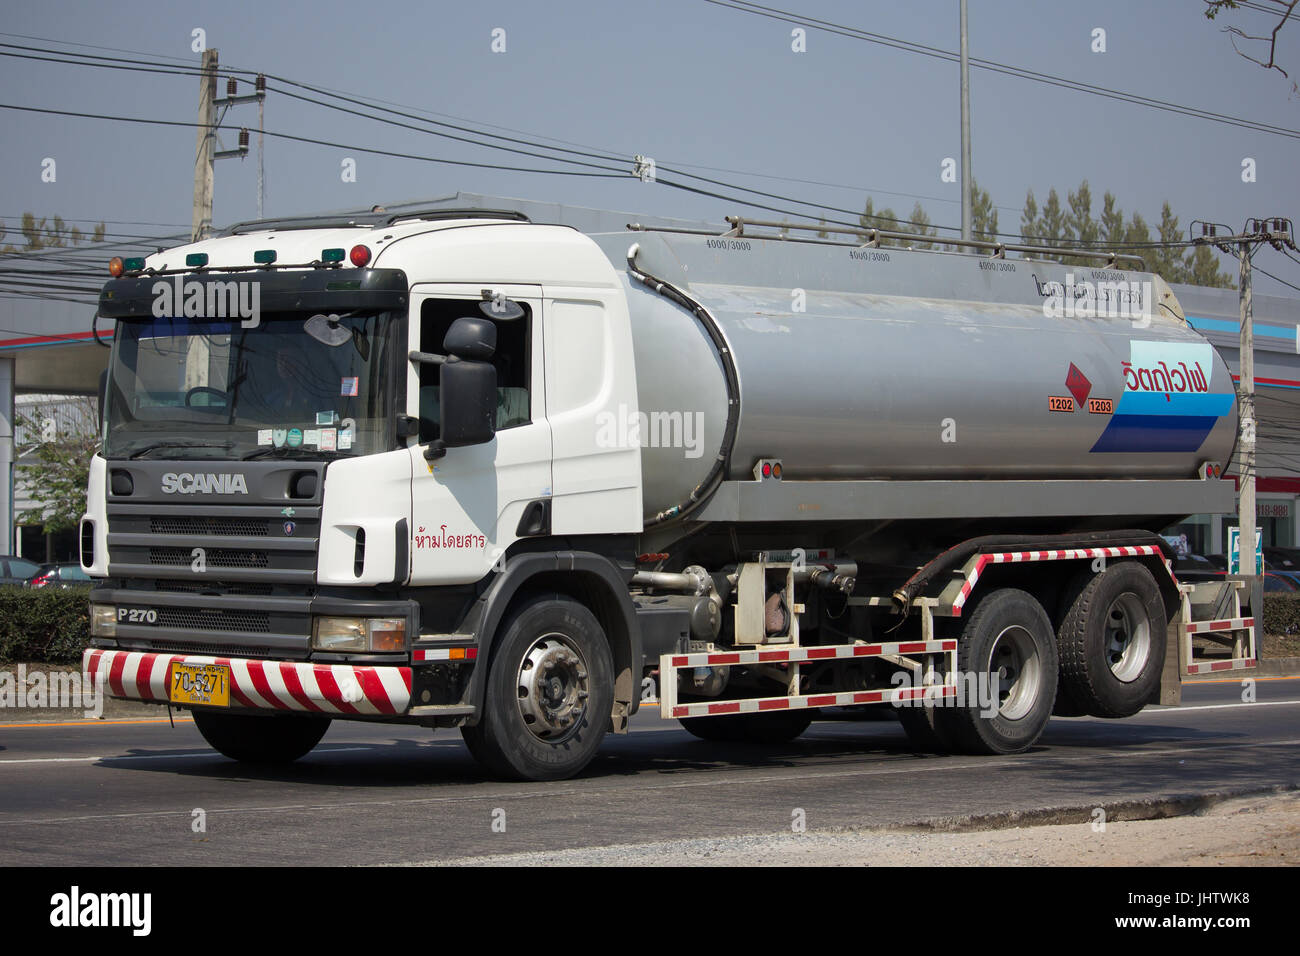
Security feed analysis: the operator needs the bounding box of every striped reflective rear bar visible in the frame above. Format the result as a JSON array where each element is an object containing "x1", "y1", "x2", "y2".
[
  {"x1": 413, "y1": 647, "x2": 478, "y2": 662},
  {"x1": 669, "y1": 684, "x2": 956, "y2": 720},
  {"x1": 669, "y1": 640, "x2": 956, "y2": 668},
  {"x1": 1184, "y1": 617, "x2": 1254, "y2": 634},
  {"x1": 953, "y1": 545, "x2": 1164, "y2": 615},
  {"x1": 1185, "y1": 659, "x2": 1257, "y2": 674},
  {"x1": 83, "y1": 648, "x2": 411, "y2": 715}
]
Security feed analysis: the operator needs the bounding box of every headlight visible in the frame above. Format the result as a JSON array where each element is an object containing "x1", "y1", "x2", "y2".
[
  {"x1": 90, "y1": 604, "x2": 117, "y2": 638},
  {"x1": 312, "y1": 616, "x2": 406, "y2": 653}
]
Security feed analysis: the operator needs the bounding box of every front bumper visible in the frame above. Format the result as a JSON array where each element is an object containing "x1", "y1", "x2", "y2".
[{"x1": 84, "y1": 648, "x2": 412, "y2": 716}]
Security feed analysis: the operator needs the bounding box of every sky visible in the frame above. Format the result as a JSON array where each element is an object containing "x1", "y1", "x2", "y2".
[{"x1": 1, "y1": 0, "x2": 1299, "y2": 294}]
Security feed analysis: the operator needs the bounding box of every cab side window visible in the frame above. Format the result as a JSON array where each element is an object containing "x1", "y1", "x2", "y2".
[{"x1": 418, "y1": 298, "x2": 531, "y2": 444}]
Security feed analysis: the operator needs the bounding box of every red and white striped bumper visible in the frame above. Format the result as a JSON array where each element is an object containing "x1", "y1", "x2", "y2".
[{"x1": 83, "y1": 648, "x2": 412, "y2": 716}]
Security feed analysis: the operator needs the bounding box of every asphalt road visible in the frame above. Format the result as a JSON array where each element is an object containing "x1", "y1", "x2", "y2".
[{"x1": 1, "y1": 679, "x2": 1297, "y2": 866}]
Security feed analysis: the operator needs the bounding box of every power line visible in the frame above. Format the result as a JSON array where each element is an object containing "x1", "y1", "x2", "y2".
[
  {"x1": 0, "y1": 38, "x2": 1228, "y2": 243},
  {"x1": 701, "y1": 0, "x2": 1300, "y2": 140},
  {"x1": 0, "y1": 101, "x2": 631, "y2": 179},
  {"x1": 0, "y1": 39, "x2": 992, "y2": 231},
  {"x1": 0, "y1": 40, "x2": 1275, "y2": 254}
]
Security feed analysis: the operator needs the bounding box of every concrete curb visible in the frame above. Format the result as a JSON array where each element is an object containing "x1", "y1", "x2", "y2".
[
  {"x1": 1183, "y1": 656, "x2": 1300, "y2": 680},
  {"x1": 877, "y1": 783, "x2": 1300, "y2": 833}
]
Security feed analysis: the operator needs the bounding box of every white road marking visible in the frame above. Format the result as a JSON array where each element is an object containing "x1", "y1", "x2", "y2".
[{"x1": 1141, "y1": 700, "x2": 1300, "y2": 713}]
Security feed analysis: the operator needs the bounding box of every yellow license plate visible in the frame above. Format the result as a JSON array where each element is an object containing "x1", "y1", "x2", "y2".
[{"x1": 169, "y1": 662, "x2": 231, "y2": 707}]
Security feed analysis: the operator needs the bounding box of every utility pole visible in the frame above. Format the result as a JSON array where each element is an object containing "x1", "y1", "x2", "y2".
[
  {"x1": 257, "y1": 74, "x2": 266, "y2": 218},
  {"x1": 1194, "y1": 216, "x2": 1296, "y2": 619},
  {"x1": 191, "y1": 48, "x2": 218, "y2": 242},
  {"x1": 1238, "y1": 231, "x2": 1258, "y2": 618},
  {"x1": 959, "y1": 0, "x2": 972, "y2": 241}
]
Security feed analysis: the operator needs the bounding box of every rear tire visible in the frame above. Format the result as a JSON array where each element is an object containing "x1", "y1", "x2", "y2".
[
  {"x1": 1057, "y1": 562, "x2": 1166, "y2": 718},
  {"x1": 947, "y1": 588, "x2": 1058, "y2": 755},
  {"x1": 461, "y1": 594, "x2": 613, "y2": 781},
  {"x1": 897, "y1": 702, "x2": 958, "y2": 754},
  {"x1": 192, "y1": 710, "x2": 330, "y2": 765}
]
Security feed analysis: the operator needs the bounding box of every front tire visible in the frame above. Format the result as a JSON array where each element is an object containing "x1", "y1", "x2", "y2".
[
  {"x1": 461, "y1": 594, "x2": 614, "y2": 781},
  {"x1": 192, "y1": 710, "x2": 330, "y2": 764},
  {"x1": 947, "y1": 588, "x2": 1058, "y2": 755}
]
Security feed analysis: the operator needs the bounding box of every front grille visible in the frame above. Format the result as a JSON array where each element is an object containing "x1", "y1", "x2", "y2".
[
  {"x1": 156, "y1": 607, "x2": 271, "y2": 633},
  {"x1": 149, "y1": 547, "x2": 269, "y2": 569},
  {"x1": 150, "y1": 515, "x2": 269, "y2": 536},
  {"x1": 153, "y1": 579, "x2": 275, "y2": 596}
]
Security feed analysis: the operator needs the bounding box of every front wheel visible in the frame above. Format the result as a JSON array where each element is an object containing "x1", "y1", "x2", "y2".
[
  {"x1": 461, "y1": 594, "x2": 614, "y2": 781},
  {"x1": 191, "y1": 710, "x2": 331, "y2": 764}
]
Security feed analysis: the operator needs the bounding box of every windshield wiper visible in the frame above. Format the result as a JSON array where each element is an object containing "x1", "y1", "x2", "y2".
[
  {"x1": 241, "y1": 446, "x2": 352, "y2": 461},
  {"x1": 128, "y1": 440, "x2": 233, "y2": 459}
]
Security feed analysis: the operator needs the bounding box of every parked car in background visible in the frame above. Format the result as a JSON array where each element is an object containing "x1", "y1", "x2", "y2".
[
  {"x1": 0, "y1": 556, "x2": 41, "y2": 586},
  {"x1": 27, "y1": 563, "x2": 91, "y2": 589},
  {"x1": 1172, "y1": 554, "x2": 1224, "y2": 582},
  {"x1": 1264, "y1": 547, "x2": 1300, "y2": 573},
  {"x1": 1265, "y1": 572, "x2": 1300, "y2": 592}
]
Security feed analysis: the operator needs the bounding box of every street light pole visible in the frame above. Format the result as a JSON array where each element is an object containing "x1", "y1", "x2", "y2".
[{"x1": 960, "y1": 0, "x2": 972, "y2": 242}]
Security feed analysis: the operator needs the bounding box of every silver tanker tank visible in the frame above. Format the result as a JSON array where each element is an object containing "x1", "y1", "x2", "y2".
[{"x1": 588, "y1": 230, "x2": 1238, "y2": 522}]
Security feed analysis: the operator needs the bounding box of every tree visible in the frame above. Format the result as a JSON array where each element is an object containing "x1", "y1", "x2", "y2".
[
  {"x1": 905, "y1": 201, "x2": 940, "y2": 250},
  {"x1": 970, "y1": 179, "x2": 999, "y2": 243},
  {"x1": 1018, "y1": 181, "x2": 1234, "y2": 286},
  {"x1": 1020, "y1": 189, "x2": 1040, "y2": 242},
  {"x1": 1100, "y1": 192, "x2": 1126, "y2": 248},
  {"x1": 15, "y1": 397, "x2": 101, "y2": 535},
  {"x1": 859, "y1": 196, "x2": 901, "y2": 233},
  {"x1": 0, "y1": 212, "x2": 106, "y2": 254},
  {"x1": 1204, "y1": 1, "x2": 1298, "y2": 86}
]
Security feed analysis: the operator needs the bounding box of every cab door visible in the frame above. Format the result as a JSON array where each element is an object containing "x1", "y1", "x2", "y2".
[{"x1": 406, "y1": 284, "x2": 551, "y2": 586}]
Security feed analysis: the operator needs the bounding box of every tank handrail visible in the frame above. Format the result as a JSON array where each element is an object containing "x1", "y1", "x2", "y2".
[{"x1": 628, "y1": 216, "x2": 1145, "y2": 271}]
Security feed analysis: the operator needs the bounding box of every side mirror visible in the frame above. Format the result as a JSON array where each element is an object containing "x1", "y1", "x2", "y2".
[
  {"x1": 443, "y1": 315, "x2": 496, "y2": 360},
  {"x1": 438, "y1": 357, "x2": 496, "y2": 451},
  {"x1": 426, "y1": 316, "x2": 497, "y2": 460}
]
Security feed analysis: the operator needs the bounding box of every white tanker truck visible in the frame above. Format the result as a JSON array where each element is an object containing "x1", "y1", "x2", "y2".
[{"x1": 80, "y1": 198, "x2": 1257, "y2": 780}]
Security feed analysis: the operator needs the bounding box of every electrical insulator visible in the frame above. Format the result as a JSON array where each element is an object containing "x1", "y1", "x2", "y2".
[
  {"x1": 255, "y1": 74, "x2": 266, "y2": 93},
  {"x1": 238, "y1": 128, "x2": 250, "y2": 149},
  {"x1": 227, "y1": 77, "x2": 237, "y2": 96}
]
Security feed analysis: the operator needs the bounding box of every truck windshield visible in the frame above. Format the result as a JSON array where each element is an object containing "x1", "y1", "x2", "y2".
[{"x1": 103, "y1": 310, "x2": 399, "y2": 460}]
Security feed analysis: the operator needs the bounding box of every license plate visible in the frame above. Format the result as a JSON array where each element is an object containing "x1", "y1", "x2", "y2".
[{"x1": 169, "y1": 662, "x2": 231, "y2": 707}]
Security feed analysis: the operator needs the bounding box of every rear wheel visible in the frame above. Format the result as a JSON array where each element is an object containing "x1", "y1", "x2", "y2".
[
  {"x1": 192, "y1": 710, "x2": 330, "y2": 764},
  {"x1": 897, "y1": 702, "x2": 958, "y2": 754},
  {"x1": 461, "y1": 594, "x2": 613, "y2": 781},
  {"x1": 1057, "y1": 562, "x2": 1166, "y2": 718},
  {"x1": 947, "y1": 588, "x2": 1058, "y2": 755}
]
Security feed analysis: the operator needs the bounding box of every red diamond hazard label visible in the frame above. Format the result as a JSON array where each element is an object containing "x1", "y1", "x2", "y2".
[{"x1": 1066, "y1": 363, "x2": 1091, "y2": 408}]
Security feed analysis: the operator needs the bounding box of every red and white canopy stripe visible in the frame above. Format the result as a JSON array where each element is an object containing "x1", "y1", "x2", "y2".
[{"x1": 83, "y1": 648, "x2": 411, "y2": 716}]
